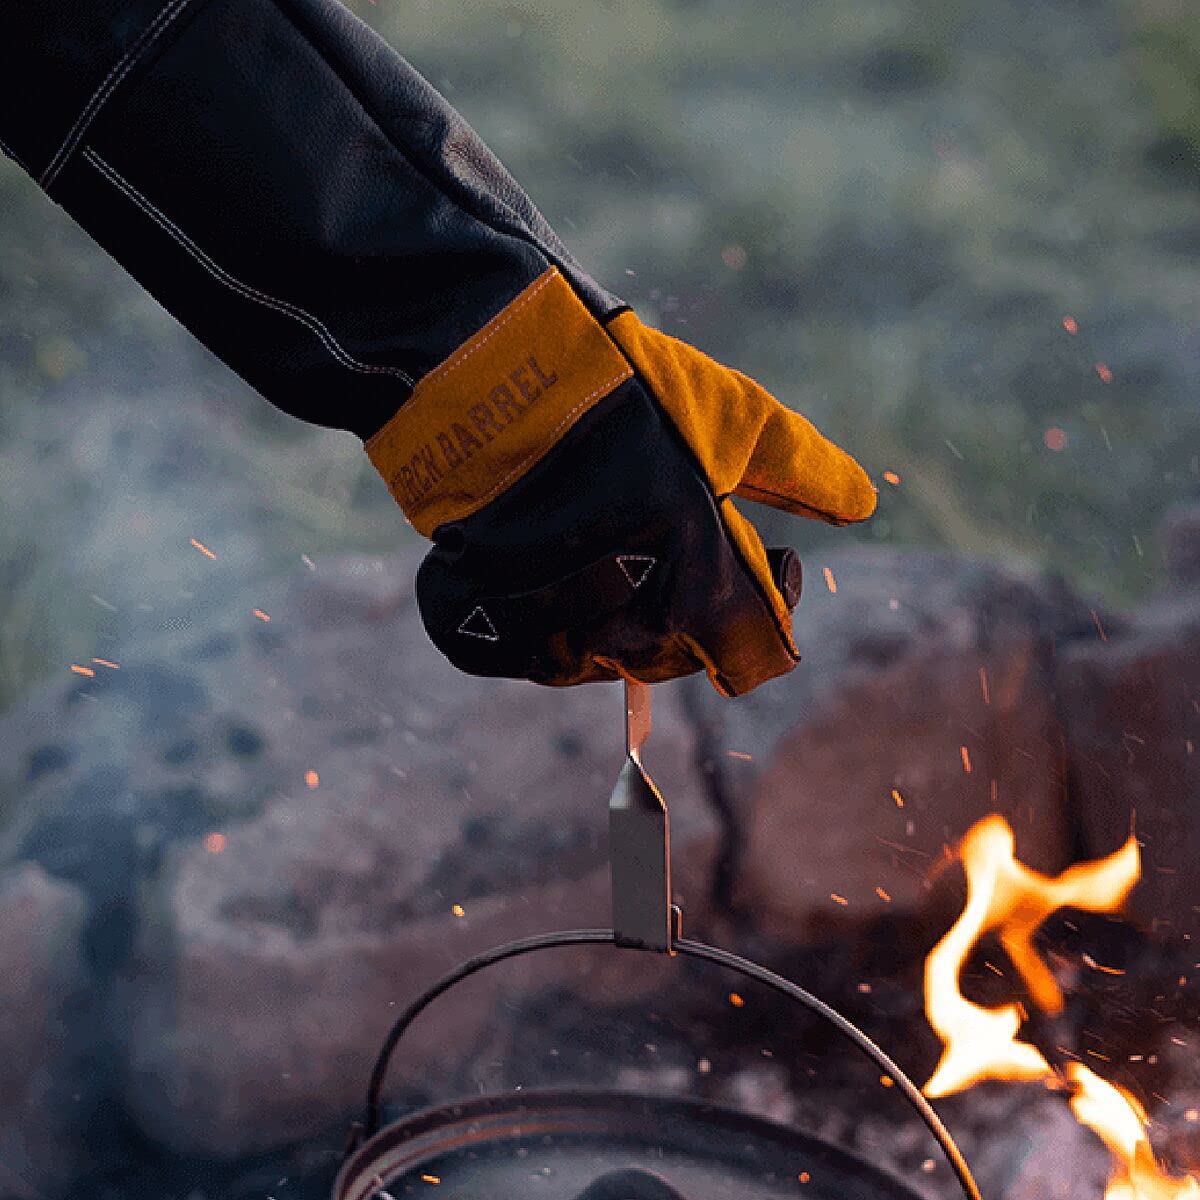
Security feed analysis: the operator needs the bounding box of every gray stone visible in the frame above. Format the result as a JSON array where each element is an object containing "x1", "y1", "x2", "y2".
[
  {"x1": 686, "y1": 546, "x2": 1088, "y2": 931},
  {"x1": 1163, "y1": 501, "x2": 1200, "y2": 588},
  {"x1": 1059, "y1": 577, "x2": 1200, "y2": 943},
  {"x1": 999, "y1": 1095, "x2": 1112, "y2": 1200},
  {"x1": 0, "y1": 864, "x2": 93, "y2": 1200},
  {"x1": 99, "y1": 554, "x2": 713, "y2": 1157}
]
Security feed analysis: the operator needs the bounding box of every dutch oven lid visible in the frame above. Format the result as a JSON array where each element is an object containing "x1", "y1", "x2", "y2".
[{"x1": 334, "y1": 1087, "x2": 926, "y2": 1200}]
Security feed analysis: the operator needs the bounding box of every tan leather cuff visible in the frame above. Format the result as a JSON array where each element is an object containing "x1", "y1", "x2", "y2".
[{"x1": 366, "y1": 267, "x2": 632, "y2": 537}]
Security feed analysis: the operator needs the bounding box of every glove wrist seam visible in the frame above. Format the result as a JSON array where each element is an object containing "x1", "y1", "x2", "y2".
[{"x1": 366, "y1": 266, "x2": 632, "y2": 535}]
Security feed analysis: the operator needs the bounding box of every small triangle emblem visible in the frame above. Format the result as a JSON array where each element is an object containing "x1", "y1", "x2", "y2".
[
  {"x1": 458, "y1": 606, "x2": 499, "y2": 642},
  {"x1": 616, "y1": 554, "x2": 656, "y2": 590}
]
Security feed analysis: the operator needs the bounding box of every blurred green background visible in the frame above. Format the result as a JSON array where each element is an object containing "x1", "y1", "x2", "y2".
[{"x1": 1, "y1": 0, "x2": 1198, "y2": 713}]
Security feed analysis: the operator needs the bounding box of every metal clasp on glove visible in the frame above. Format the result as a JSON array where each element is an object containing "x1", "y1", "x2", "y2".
[{"x1": 609, "y1": 680, "x2": 680, "y2": 953}]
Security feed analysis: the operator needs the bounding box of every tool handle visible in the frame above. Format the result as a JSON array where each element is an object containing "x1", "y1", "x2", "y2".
[{"x1": 624, "y1": 679, "x2": 651, "y2": 760}]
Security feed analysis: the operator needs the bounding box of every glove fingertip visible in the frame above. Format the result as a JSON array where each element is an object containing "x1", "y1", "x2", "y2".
[{"x1": 840, "y1": 461, "x2": 878, "y2": 523}]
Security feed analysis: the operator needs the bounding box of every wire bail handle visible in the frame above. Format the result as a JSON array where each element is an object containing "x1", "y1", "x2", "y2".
[{"x1": 348, "y1": 681, "x2": 984, "y2": 1200}]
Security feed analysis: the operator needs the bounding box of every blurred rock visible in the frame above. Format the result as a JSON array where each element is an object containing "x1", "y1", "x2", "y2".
[
  {"x1": 4, "y1": 534, "x2": 1195, "y2": 1168},
  {"x1": 0, "y1": 864, "x2": 93, "y2": 1200},
  {"x1": 1001, "y1": 1097, "x2": 1111, "y2": 1200},
  {"x1": 1163, "y1": 500, "x2": 1200, "y2": 588},
  {"x1": 1059, "y1": 509, "x2": 1200, "y2": 943},
  {"x1": 76, "y1": 554, "x2": 714, "y2": 1157},
  {"x1": 687, "y1": 547, "x2": 1090, "y2": 933}
]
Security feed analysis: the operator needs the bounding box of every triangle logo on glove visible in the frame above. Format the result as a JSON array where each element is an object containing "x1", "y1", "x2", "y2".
[
  {"x1": 458, "y1": 605, "x2": 500, "y2": 642},
  {"x1": 616, "y1": 554, "x2": 656, "y2": 590}
]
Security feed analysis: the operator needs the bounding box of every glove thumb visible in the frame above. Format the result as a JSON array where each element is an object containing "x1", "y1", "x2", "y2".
[
  {"x1": 736, "y1": 390, "x2": 877, "y2": 525},
  {"x1": 606, "y1": 313, "x2": 876, "y2": 525}
]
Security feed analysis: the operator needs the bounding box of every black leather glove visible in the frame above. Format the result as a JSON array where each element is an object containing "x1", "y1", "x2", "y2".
[{"x1": 1, "y1": 0, "x2": 873, "y2": 696}]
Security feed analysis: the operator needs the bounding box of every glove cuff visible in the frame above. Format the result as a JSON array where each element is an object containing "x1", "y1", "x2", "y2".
[{"x1": 366, "y1": 267, "x2": 631, "y2": 536}]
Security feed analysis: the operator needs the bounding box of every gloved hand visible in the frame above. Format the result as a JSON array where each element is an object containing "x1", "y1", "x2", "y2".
[
  {"x1": 1, "y1": 0, "x2": 873, "y2": 699},
  {"x1": 367, "y1": 267, "x2": 875, "y2": 696}
]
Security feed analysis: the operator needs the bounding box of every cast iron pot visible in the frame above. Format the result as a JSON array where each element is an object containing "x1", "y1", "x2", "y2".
[{"x1": 333, "y1": 930, "x2": 981, "y2": 1200}]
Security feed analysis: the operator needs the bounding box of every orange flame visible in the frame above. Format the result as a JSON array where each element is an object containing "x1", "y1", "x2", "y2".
[
  {"x1": 924, "y1": 814, "x2": 1138, "y2": 1097},
  {"x1": 1068, "y1": 1065, "x2": 1199, "y2": 1199},
  {"x1": 923, "y1": 814, "x2": 1198, "y2": 1197}
]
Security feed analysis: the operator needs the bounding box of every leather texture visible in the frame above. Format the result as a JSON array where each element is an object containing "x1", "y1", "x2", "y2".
[
  {"x1": 388, "y1": 279, "x2": 873, "y2": 695},
  {"x1": 1, "y1": 0, "x2": 872, "y2": 696},
  {"x1": 0, "y1": 0, "x2": 199, "y2": 182},
  {"x1": 607, "y1": 312, "x2": 878, "y2": 526},
  {"x1": 365, "y1": 268, "x2": 632, "y2": 535},
  {"x1": 2, "y1": 0, "x2": 623, "y2": 438},
  {"x1": 415, "y1": 379, "x2": 804, "y2": 697}
]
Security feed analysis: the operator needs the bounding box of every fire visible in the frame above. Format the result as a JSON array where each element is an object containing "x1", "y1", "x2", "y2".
[
  {"x1": 924, "y1": 815, "x2": 1138, "y2": 1096},
  {"x1": 923, "y1": 814, "x2": 1198, "y2": 1197},
  {"x1": 1068, "y1": 1064, "x2": 1200, "y2": 1199}
]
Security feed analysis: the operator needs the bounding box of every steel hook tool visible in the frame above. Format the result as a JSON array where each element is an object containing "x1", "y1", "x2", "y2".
[{"x1": 609, "y1": 680, "x2": 679, "y2": 952}]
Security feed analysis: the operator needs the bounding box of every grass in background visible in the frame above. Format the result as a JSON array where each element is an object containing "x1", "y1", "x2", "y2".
[{"x1": 2, "y1": 0, "x2": 1199, "y2": 717}]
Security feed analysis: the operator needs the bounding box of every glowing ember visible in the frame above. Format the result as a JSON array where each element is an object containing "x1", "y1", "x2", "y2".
[
  {"x1": 203, "y1": 832, "x2": 227, "y2": 854},
  {"x1": 1096, "y1": 362, "x2": 1114, "y2": 383},
  {"x1": 721, "y1": 244, "x2": 748, "y2": 270},
  {"x1": 1063, "y1": 315, "x2": 1079, "y2": 334},
  {"x1": 252, "y1": 608, "x2": 271, "y2": 622},
  {"x1": 189, "y1": 537, "x2": 217, "y2": 560},
  {"x1": 923, "y1": 814, "x2": 1198, "y2": 1198},
  {"x1": 823, "y1": 566, "x2": 837, "y2": 594},
  {"x1": 883, "y1": 470, "x2": 902, "y2": 485},
  {"x1": 70, "y1": 664, "x2": 95, "y2": 677},
  {"x1": 305, "y1": 769, "x2": 320, "y2": 789}
]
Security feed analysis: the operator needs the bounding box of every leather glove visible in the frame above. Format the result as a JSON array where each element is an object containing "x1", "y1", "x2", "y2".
[
  {"x1": 1, "y1": 0, "x2": 874, "y2": 697},
  {"x1": 367, "y1": 267, "x2": 876, "y2": 696}
]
